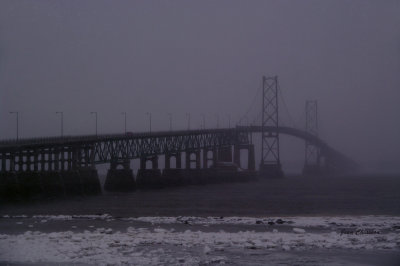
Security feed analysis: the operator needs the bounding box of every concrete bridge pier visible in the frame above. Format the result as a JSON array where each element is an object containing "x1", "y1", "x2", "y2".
[
  {"x1": 259, "y1": 163, "x2": 284, "y2": 178},
  {"x1": 203, "y1": 148, "x2": 217, "y2": 169},
  {"x1": 165, "y1": 152, "x2": 182, "y2": 169},
  {"x1": 162, "y1": 153, "x2": 184, "y2": 186},
  {"x1": 302, "y1": 164, "x2": 323, "y2": 176},
  {"x1": 234, "y1": 144, "x2": 257, "y2": 182},
  {"x1": 36, "y1": 148, "x2": 65, "y2": 198},
  {"x1": 186, "y1": 150, "x2": 201, "y2": 169},
  {"x1": 217, "y1": 146, "x2": 233, "y2": 162},
  {"x1": 0, "y1": 172, "x2": 19, "y2": 201},
  {"x1": 68, "y1": 146, "x2": 101, "y2": 195},
  {"x1": 320, "y1": 156, "x2": 341, "y2": 175},
  {"x1": 209, "y1": 145, "x2": 236, "y2": 183},
  {"x1": 104, "y1": 159, "x2": 135, "y2": 192},
  {"x1": 201, "y1": 148, "x2": 217, "y2": 184},
  {"x1": 0, "y1": 146, "x2": 102, "y2": 202},
  {"x1": 136, "y1": 155, "x2": 163, "y2": 188},
  {"x1": 59, "y1": 147, "x2": 85, "y2": 196},
  {"x1": 59, "y1": 166, "x2": 101, "y2": 196},
  {"x1": 304, "y1": 154, "x2": 339, "y2": 175},
  {"x1": 59, "y1": 170, "x2": 83, "y2": 195},
  {"x1": 15, "y1": 171, "x2": 43, "y2": 200},
  {"x1": 248, "y1": 145, "x2": 256, "y2": 172},
  {"x1": 233, "y1": 144, "x2": 256, "y2": 171},
  {"x1": 303, "y1": 153, "x2": 323, "y2": 176},
  {"x1": 185, "y1": 150, "x2": 204, "y2": 185}
]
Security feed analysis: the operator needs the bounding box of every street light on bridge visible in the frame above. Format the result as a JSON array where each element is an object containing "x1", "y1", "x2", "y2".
[
  {"x1": 56, "y1": 111, "x2": 64, "y2": 137},
  {"x1": 167, "y1": 113, "x2": 172, "y2": 131},
  {"x1": 215, "y1": 114, "x2": 219, "y2": 129},
  {"x1": 146, "y1": 112, "x2": 152, "y2": 133},
  {"x1": 90, "y1": 112, "x2": 98, "y2": 136},
  {"x1": 121, "y1": 112, "x2": 127, "y2": 134},
  {"x1": 242, "y1": 116, "x2": 249, "y2": 126},
  {"x1": 9, "y1": 111, "x2": 19, "y2": 141},
  {"x1": 201, "y1": 114, "x2": 206, "y2": 129},
  {"x1": 186, "y1": 113, "x2": 191, "y2": 130},
  {"x1": 227, "y1": 114, "x2": 231, "y2": 128}
]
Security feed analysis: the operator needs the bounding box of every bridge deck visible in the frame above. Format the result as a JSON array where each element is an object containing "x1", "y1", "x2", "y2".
[{"x1": 0, "y1": 126, "x2": 357, "y2": 172}]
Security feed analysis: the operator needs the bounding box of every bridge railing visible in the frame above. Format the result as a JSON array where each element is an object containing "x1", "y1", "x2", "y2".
[{"x1": 0, "y1": 128, "x2": 239, "y2": 149}]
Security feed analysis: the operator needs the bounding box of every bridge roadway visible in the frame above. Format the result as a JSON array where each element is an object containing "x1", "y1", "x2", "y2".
[{"x1": 0, "y1": 125, "x2": 357, "y2": 173}]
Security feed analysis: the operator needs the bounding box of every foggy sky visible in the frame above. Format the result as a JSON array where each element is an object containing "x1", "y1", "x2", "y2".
[{"x1": 0, "y1": 0, "x2": 399, "y2": 165}]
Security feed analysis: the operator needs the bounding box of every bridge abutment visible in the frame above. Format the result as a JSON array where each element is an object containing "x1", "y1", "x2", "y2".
[
  {"x1": 0, "y1": 145, "x2": 102, "y2": 202},
  {"x1": 0, "y1": 167, "x2": 102, "y2": 202}
]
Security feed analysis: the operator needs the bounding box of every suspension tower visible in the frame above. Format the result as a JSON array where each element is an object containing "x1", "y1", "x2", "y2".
[
  {"x1": 303, "y1": 100, "x2": 321, "y2": 175},
  {"x1": 260, "y1": 76, "x2": 284, "y2": 178}
]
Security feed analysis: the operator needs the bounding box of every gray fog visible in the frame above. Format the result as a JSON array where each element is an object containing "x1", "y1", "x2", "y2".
[{"x1": 0, "y1": 0, "x2": 399, "y2": 168}]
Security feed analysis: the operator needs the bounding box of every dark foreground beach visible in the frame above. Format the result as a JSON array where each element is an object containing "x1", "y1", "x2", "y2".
[{"x1": 1, "y1": 174, "x2": 400, "y2": 265}]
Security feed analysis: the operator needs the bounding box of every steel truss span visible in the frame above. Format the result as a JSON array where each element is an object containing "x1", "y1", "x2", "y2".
[
  {"x1": 0, "y1": 129, "x2": 247, "y2": 172},
  {"x1": 0, "y1": 127, "x2": 357, "y2": 173}
]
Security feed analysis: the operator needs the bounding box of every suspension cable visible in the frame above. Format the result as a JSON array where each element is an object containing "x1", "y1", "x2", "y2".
[
  {"x1": 237, "y1": 82, "x2": 263, "y2": 126},
  {"x1": 277, "y1": 82, "x2": 298, "y2": 129}
]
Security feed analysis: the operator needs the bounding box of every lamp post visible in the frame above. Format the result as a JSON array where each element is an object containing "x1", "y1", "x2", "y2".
[
  {"x1": 146, "y1": 112, "x2": 152, "y2": 133},
  {"x1": 90, "y1": 112, "x2": 98, "y2": 135},
  {"x1": 215, "y1": 114, "x2": 220, "y2": 129},
  {"x1": 121, "y1": 112, "x2": 127, "y2": 134},
  {"x1": 167, "y1": 113, "x2": 172, "y2": 131},
  {"x1": 9, "y1": 111, "x2": 19, "y2": 140},
  {"x1": 244, "y1": 116, "x2": 249, "y2": 126},
  {"x1": 201, "y1": 114, "x2": 206, "y2": 129},
  {"x1": 56, "y1": 111, "x2": 64, "y2": 137},
  {"x1": 227, "y1": 114, "x2": 231, "y2": 128},
  {"x1": 186, "y1": 113, "x2": 191, "y2": 130}
]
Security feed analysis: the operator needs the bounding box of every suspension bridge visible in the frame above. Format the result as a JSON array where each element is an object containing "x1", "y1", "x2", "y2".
[{"x1": 0, "y1": 76, "x2": 358, "y2": 199}]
